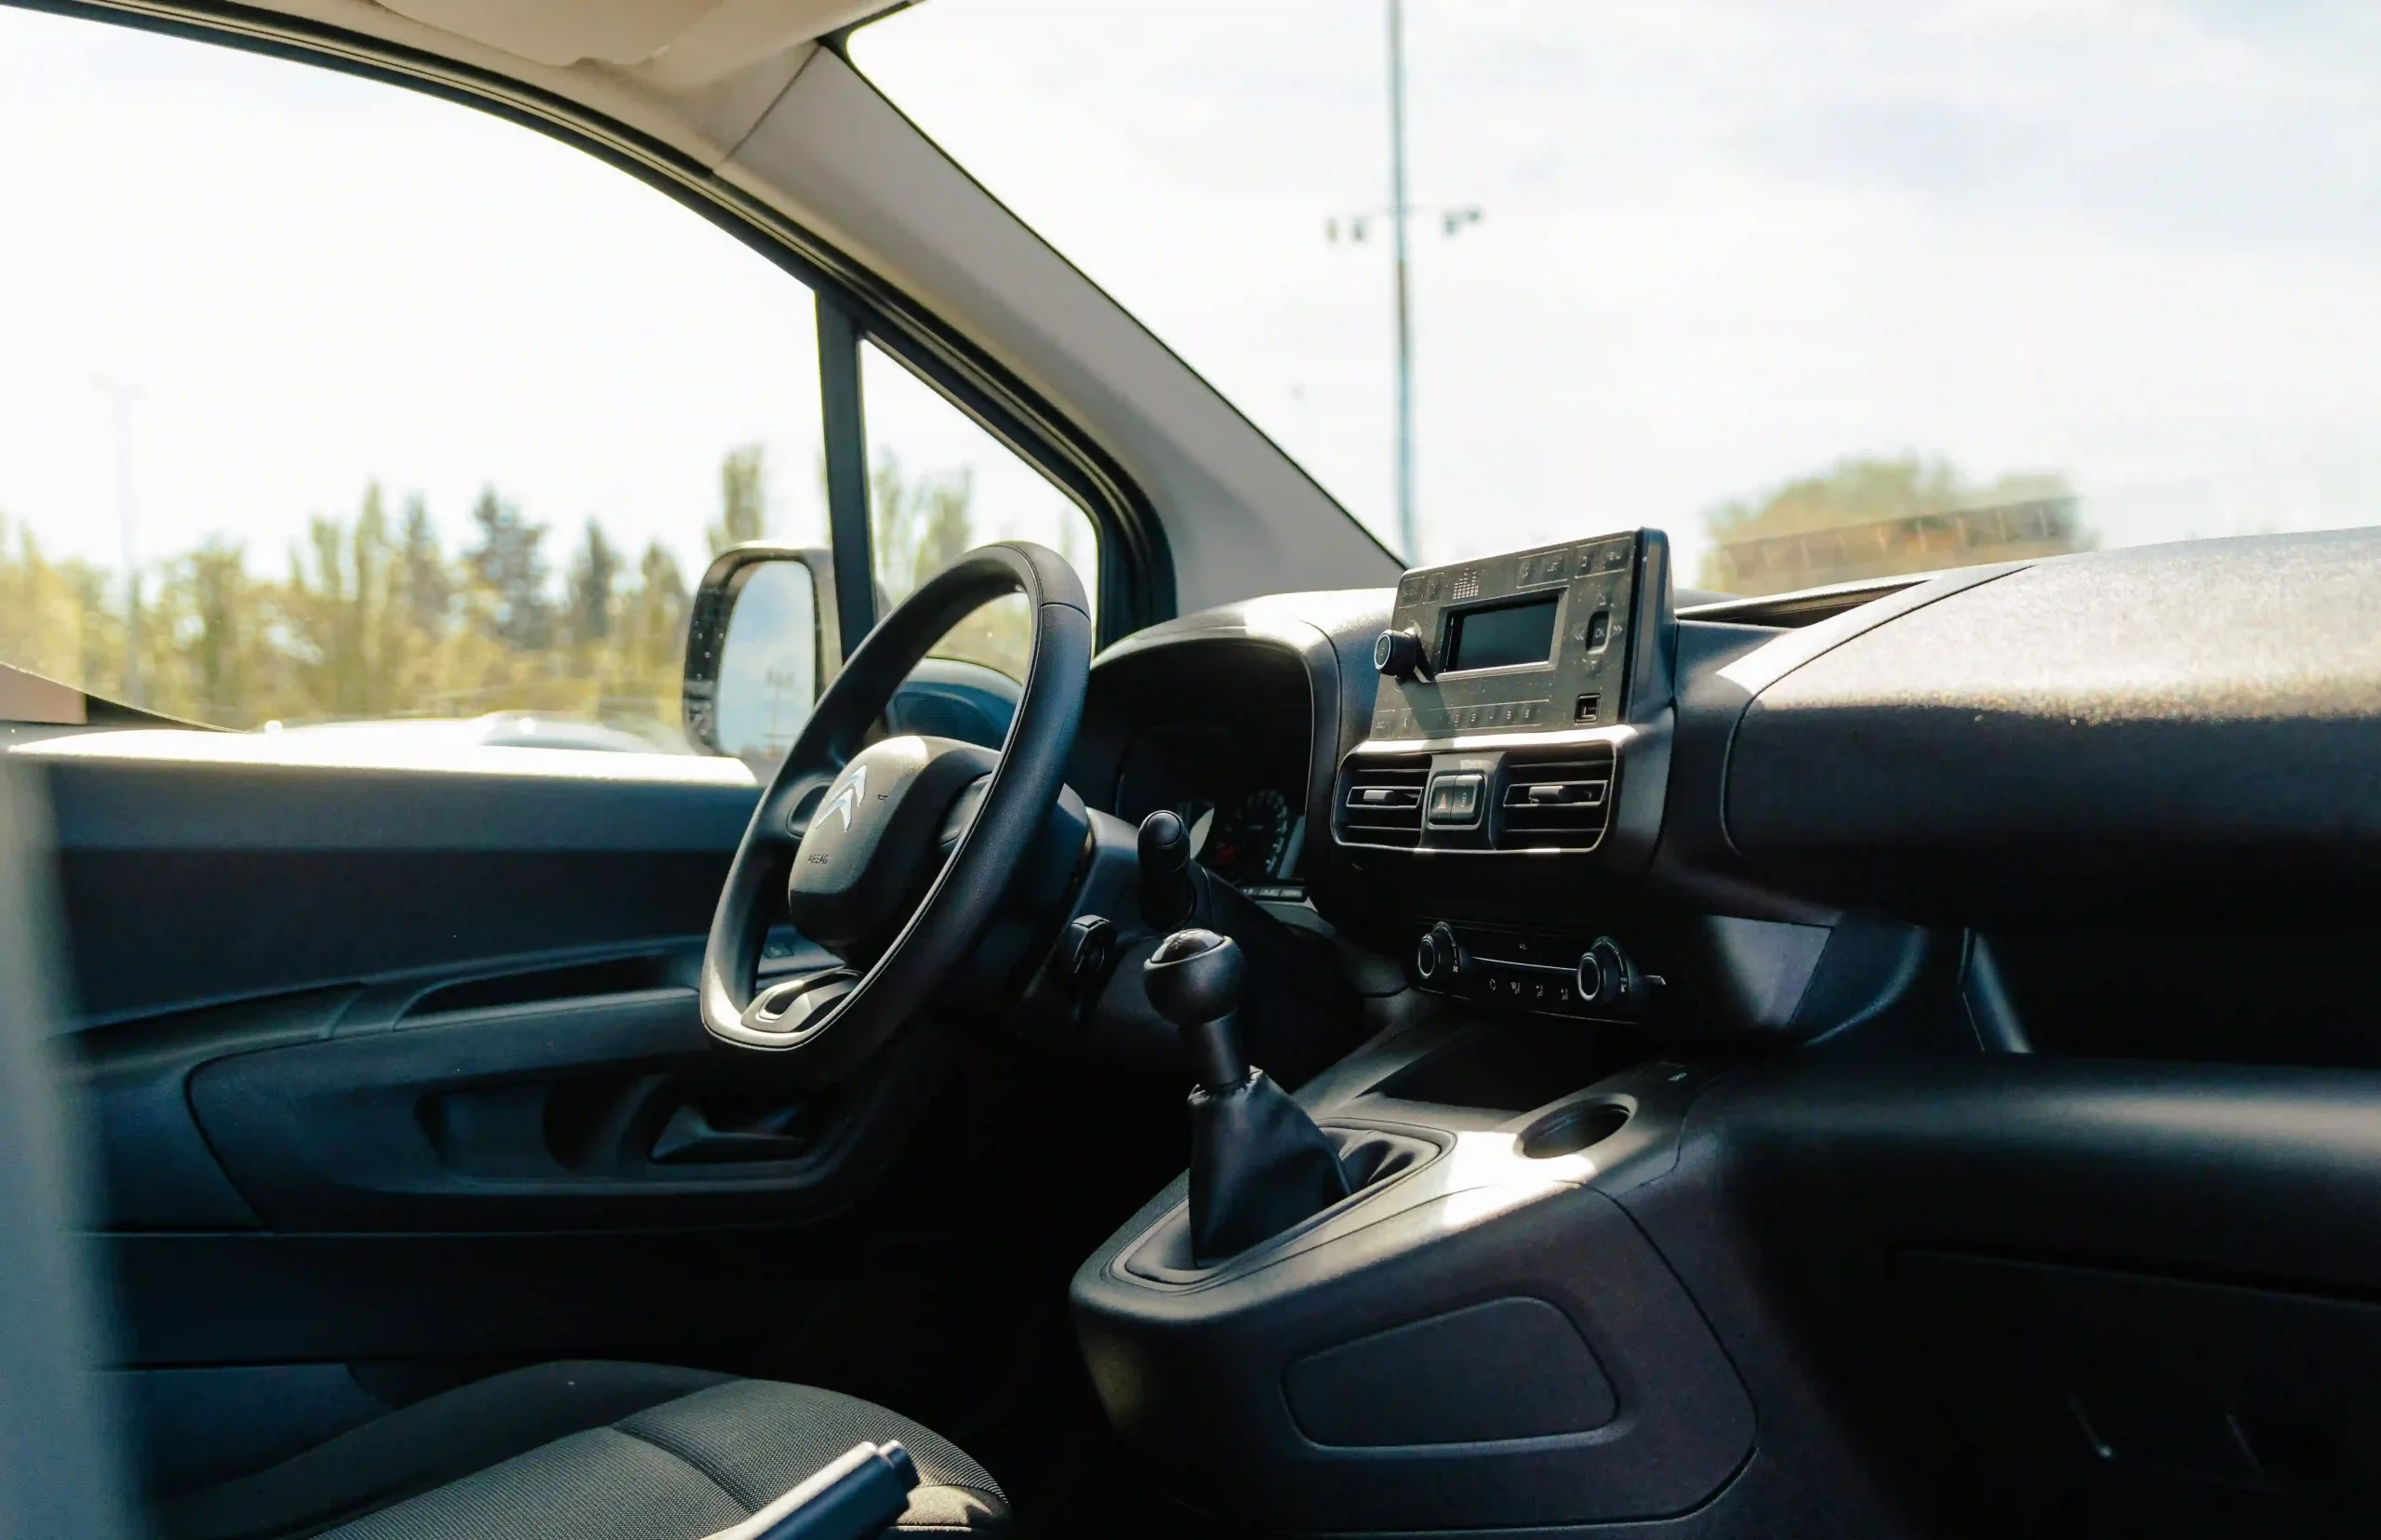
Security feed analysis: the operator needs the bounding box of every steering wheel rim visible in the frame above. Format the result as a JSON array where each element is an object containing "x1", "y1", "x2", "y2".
[{"x1": 699, "y1": 541, "x2": 1092, "y2": 1076}]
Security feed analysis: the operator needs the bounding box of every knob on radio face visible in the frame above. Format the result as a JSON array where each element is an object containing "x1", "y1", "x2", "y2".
[{"x1": 1374, "y1": 627, "x2": 1427, "y2": 680}]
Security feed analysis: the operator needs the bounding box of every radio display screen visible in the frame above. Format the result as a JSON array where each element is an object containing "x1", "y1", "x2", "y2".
[{"x1": 1444, "y1": 593, "x2": 1561, "y2": 672}]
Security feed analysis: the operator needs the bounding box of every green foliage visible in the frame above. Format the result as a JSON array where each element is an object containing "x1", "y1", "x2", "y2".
[
  {"x1": 708, "y1": 444, "x2": 767, "y2": 556},
  {"x1": 464, "y1": 487, "x2": 554, "y2": 651},
  {"x1": 1699, "y1": 453, "x2": 2092, "y2": 594},
  {"x1": 869, "y1": 450, "x2": 1031, "y2": 680},
  {"x1": 567, "y1": 520, "x2": 621, "y2": 645},
  {"x1": 0, "y1": 436, "x2": 1078, "y2": 737},
  {"x1": 0, "y1": 456, "x2": 721, "y2": 738}
]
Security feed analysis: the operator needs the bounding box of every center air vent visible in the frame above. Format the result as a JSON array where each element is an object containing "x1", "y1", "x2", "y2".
[
  {"x1": 1496, "y1": 750, "x2": 1616, "y2": 850},
  {"x1": 1337, "y1": 754, "x2": 1430, "y2": 848}
]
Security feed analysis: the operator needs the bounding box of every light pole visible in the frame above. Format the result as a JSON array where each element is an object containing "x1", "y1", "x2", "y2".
[
  {"x1": 1326, "y1": 2, "x2": 1481, "y2": 565},
  {"x1": 92, "y1": 377, "x2": 142, "y2": 705}
]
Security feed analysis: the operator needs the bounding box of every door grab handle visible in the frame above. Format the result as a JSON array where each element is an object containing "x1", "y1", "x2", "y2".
[{"x1": 650, "y1": 1104, "x2": 810, "y2": 1164}]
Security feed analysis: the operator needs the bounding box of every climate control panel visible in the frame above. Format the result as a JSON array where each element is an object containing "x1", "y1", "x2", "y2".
[{"x1": 1411, "y1": 920, "x2": 1656, "y2": 1022}]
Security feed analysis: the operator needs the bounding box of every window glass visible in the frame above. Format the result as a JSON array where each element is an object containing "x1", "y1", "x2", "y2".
[
  {"x1": 855, "y1": 3, "x2": 2381, "y2": 591},
  {"x1": 861, "y1": 342, "x2": 1097, "y2": 679},
  {"x1": 0, "y1": 7, "x2": 827, "y2": 742}
]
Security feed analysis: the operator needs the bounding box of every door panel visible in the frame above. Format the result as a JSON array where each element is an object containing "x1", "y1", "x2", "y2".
[
  {"x1": 37, "y1": 747, "x2": 952, "y2": 1454},
  {"x1": 41, "y1": 749, "x2": 758, "y2": 1024}
]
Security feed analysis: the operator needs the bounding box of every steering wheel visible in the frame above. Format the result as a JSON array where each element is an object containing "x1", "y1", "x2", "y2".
[{"x1": 699, "y1": 541, "x2": 1092, "y2": 1076}]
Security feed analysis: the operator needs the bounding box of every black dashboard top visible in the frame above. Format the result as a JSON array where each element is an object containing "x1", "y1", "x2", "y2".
[
  {"x1": 1726, "y1": 527, "x2": 2381, "y2": 919},
  {"x1": 1087, "y1": 525, "x2": 2381, "y2": 936}
]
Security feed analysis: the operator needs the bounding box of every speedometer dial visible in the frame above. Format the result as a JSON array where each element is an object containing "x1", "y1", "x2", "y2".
[{"x1": 1204, "y1": 788, "x2": 1293, "y2": 883}]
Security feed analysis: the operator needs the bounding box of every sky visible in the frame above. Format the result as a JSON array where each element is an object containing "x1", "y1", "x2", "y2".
[
  {"x1": 6, "y1": 0, "x2": 2381, "y2": 595},
  {"x1": 857, "y1": 0, "x2": 2381, "y2": 577},
  {"x1": 0, "y1": 3, "x2": 1081, "y2": 600},
  {"x1": 0, "y1": 7, "x2": 823, "y2": 586}
]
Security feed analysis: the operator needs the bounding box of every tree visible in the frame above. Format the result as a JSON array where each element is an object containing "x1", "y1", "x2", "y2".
[
  {"x1": 0, "y1": 516, "x2": 92, "y2": 689},
  {"x1": 593, "y1": 538, "x2": 691, "y2": 729},
  {"x1": 870, "y1": 451, "x2": 977, "y2": 604},
  {"x1": 0, "y1": 455, "x2": 734, "y2": 742},
  {"x1": 566, "y1": 518, "x2": 620, "y2": 646},
  {"x1": 464, "y1": 486, "x2": 553, "y2": 650},
  {"x1": 184, "y1": 537, "x2": 261, "y2": 722},
  {"x1": 865, "y1": 451, "x2": 1034, "y2": 678},
  {"x1": 397, "y1": 495, "x2": 450, "y2": 635},
  {"x1": 281, "y1": 483, "x2": 400, "y2": 718},
  {"x1": 708, "y1": 444, "x2": 766, "y2": 555},
  {"x1": 627, "y1": 540, "x2": 687, "y2": 668},
  {"x1": 1699, "y1": 454, "x2": 2090, "y2": 594}
]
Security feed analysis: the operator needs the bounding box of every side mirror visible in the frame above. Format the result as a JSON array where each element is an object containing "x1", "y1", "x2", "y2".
[{"x1": 682, "y1": 545, "x2": 841, "y2": 771}]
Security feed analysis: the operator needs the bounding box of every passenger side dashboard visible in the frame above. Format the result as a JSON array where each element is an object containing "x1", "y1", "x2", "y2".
[{"x1": 1076, "y1": 527, "x2": 2381, "y2": 1539}]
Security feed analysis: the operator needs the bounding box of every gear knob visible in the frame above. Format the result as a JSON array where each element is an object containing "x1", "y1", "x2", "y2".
[
  {"x1": 1147, "y1": 926, "x2": 1350, "y2": 1264},
  {"x1": 1144, "y1": 928, "x2": 1247, "y2": 1090}
]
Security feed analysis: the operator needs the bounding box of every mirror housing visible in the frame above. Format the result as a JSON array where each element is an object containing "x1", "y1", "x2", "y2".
[{"x1": 682, "y1": 545, "x2": 841, "y2": 763}]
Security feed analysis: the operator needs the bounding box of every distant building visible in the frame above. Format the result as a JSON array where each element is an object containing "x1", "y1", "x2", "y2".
[{"x1": 1704, "y1": 495, "x2": 2088, "y2": 596}]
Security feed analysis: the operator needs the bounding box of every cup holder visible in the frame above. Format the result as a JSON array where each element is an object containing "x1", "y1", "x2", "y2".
[{"x1": 1520, "y1": 1100, "x2": 1630, "y2": 1159}]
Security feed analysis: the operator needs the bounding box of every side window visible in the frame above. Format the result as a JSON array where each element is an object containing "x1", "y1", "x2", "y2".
[
  {"x1": 861, "y1": 342, "x2": 1097, "y2": 680},
  {"x1": 0, "y1": 8, "x2": 827, "y2": 748}
]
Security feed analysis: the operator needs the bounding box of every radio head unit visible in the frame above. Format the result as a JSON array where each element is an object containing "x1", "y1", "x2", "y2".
[
  {"x1": 1365, "y1": 527, "x2": 1671, "y2": 741},
  {"x1": 1337, "y1": 528, "x2": 1675, "y2": 866}
]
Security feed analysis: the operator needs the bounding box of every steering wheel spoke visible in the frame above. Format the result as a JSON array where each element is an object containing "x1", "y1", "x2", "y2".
[
  {"x1": 765, "y1": 763, "x2": 840, "y2": 847},
  {"x1": 738, "y1": 966, "x2": 861, "y2": 1039}
]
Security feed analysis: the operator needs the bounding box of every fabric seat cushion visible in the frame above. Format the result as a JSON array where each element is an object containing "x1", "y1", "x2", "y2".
[{"x1": 153, "y1": 1362, "x2": 1005, "y2": 1540}]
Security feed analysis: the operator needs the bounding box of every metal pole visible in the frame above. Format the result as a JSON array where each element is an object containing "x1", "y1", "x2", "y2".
[{"x1": 1388, "y1": 0, "x2": 1417, "y2": 564}]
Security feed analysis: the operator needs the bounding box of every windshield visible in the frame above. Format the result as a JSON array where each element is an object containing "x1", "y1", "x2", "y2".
[{"x1": 855, "y1": 2, "x2": 2381, "y2": 594}]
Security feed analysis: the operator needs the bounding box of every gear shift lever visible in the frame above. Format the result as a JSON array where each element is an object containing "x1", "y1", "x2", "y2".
[
  {"x1": 1146, "y1": 929, "x2": 1350, "y2": 1265},
  {"x1": 1137, "y1": 811, "x2": 1197, "y2": 932}
]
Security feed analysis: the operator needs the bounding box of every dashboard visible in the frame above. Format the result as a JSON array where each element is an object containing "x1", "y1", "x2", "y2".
[
  {"x1": 1063, "y1": 522, "x2": 2381, "y2": 1540},
  {"x1": 1074, "y1": 523, "x2": 2381, "y2": 1051}
]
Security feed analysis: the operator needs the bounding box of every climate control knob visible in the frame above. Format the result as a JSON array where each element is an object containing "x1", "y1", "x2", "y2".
[
  {"x1": 1576, "y1": 936, "x2": 1644, "y2": 1016},
  {"x1": 1416, "y1": 922, "x2": 1469, "y2": 985},
  {"x1": 1374, "y1": 626, "x2": 1428, "y2": 680}
]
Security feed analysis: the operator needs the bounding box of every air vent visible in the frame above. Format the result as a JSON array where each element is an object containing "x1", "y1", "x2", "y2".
[
  {"x1": 1337, "y1": 754, "x2": 1431, "y2": 848},
  {"x1": 1496, "y1": 751, "x2": 1616, "y2": 850}
]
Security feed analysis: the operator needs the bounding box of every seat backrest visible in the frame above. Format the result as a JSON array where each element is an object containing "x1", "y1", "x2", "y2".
[{"x1": 0, "y1": 763, "x2": 137, "y2": 1539}]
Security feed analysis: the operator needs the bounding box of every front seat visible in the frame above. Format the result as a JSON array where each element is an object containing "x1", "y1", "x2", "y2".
[
  {"x1": 153, "y1": 1362, "x2": 1008, "y2": 1540},
  {"x1": 0, "y1": 772, "x2": 1004, "y2": 1540}
]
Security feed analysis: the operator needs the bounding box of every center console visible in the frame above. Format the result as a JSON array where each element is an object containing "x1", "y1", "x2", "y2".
[
  {"x1": 1068, "y1": 1013, "x2": 1749, "y2": 1535},
  {"x1": 1337, "y1": 528, "x2": 1679, "y2": 1029},
  {"x1": 1067, "y1": 531, "x2": 1754, "y2": 1535}
]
